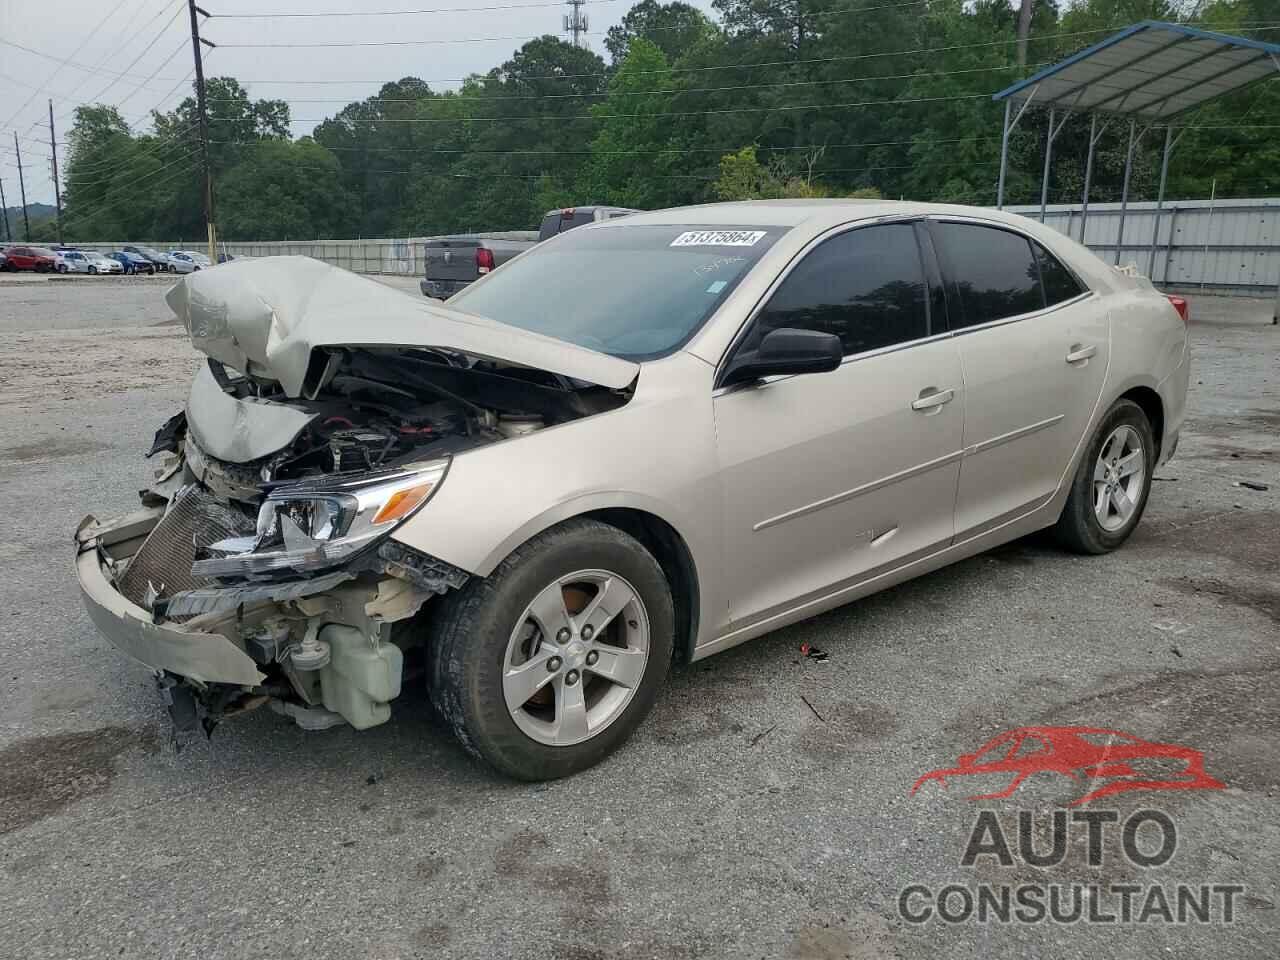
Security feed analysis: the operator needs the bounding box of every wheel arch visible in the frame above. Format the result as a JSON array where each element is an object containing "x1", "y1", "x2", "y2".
[
  {"x1": 1116, "y1": 384, "x2": 1164, "y2": 460},
  {"x1": 461, "y1": 496, "x2": 704, "y2": 665},
  {"x1": 581, "y1": 507, "x2": 701, "y2": 665}
]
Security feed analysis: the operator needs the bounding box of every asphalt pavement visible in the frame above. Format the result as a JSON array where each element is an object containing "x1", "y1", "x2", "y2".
[{"x1": 0, "y1": 274, "x2": 1276, "y2": 959}]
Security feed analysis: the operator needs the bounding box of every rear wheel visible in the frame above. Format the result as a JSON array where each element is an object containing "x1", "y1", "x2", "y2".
[
  {"x1": 88, "y1": 266, "x2": 97, "y2": 274},
  {"x1": 428, "y1": 518, "x2": 674, "y2": 780},
  {"x1": 1053, "y1": 399, "x2": 1155, "y2": 554}
]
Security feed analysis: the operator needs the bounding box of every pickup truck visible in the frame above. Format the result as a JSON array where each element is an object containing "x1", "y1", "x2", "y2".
[{"x1": 419, "y1": 206, "x2": 637, "y2": 299}]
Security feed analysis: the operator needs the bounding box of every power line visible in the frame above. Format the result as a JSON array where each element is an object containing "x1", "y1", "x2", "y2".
[
  {"x1": 214, "y1": 134, "x2": 999, "y2": 157},
  {"x1": 210, "y1": 0, "x2": 634, "y2": 16},
  {"x1": 1, "y1": 0, "x2": 137, "y2": 133},
  {"x1": 285, "y1": 90, "x2": 993, "y2": 125},
  {"x1": 0, "y1": 36, "x2": 188, "y2": 90},
  {"x1": 213, "y1": 20, "x2": 1280, "y2": 49},
  {"x1": 211, "y1": 23, "x2": 1280, "y2": 86},
  {"x1": 216, "y1": 61, "x2": 1044, "y2": 107}
]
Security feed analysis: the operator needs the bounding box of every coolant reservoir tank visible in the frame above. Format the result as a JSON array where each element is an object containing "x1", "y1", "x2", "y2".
[{"x1": 496, "y1": 414, "x2": 544, "y2": 439}]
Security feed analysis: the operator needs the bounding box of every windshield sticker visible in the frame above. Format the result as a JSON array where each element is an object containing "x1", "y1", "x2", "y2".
[
  {"x1": 706, "y1": 280, "x2": 728, "y2": 294},
  {"x1": 671, "y1": 230, "x2": 767, "y2": 247}
]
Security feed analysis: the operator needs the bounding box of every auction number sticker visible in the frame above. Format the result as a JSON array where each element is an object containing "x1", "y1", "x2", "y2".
[{"x1": 670, "y1": 230, "x2": 767, "y2": 247}]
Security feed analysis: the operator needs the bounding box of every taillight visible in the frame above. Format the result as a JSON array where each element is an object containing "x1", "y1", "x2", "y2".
[
  {"x1": 475, "y1": 247, "x2": 495, "y2": 274},
  {"x1": 1165, "y1": 295, "x2": 1189, "y2": 324}
]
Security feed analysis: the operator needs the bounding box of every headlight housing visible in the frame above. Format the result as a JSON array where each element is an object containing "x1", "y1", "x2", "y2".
[{"x1": 191, "y1": 459, "x2": 448, "y2": 579}]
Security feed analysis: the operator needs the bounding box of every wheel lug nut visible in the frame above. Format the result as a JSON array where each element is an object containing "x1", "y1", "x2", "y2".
[
  {"x1": 585, "y1": 651, "x2": 598, "y2": 666},
  {"x1": 581, "y1": 625, "x2": 594, "y2": 641},
  {"x1": 565, "y1": 670, "x2": 579, "y2": 686},
  {"x1": 556, "y1": 628, "x2": 571, "y2": 644},
  {"x1": 547, "y1": 656, "x2": 562, "y2": 672}
]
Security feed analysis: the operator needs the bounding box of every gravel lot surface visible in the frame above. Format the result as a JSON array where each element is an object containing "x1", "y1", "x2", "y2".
[{"x1": 0, "y1": 273, "x2": 1276, "y2": 960}]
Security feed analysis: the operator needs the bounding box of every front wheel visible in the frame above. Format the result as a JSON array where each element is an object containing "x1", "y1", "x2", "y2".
[
  {"x1": 88, "y1": 266, "x2": 97, "y2": 274},
  {"x1": 1053, "y1": 399, "x2": 1155, "y2": 554},
  {"x1": 428, "y1": 518, "x2": 674, "y2": 780}
]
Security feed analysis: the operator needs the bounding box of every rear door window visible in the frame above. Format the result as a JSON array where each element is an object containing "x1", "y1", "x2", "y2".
[
  {"x1": 747, "y1": 223, "x2": 931, "y2": 357},
  {"x1": 931, "y1": 222, "x2": 1043, "y2": 327},
  {"x1": 1034, "y1": 241, "x2": 1086, "y2": 305}
]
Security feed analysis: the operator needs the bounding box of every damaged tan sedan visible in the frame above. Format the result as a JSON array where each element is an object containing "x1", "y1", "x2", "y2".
[{"x1": 76, "y1": 201, "x2": 1190, "y2": 779}]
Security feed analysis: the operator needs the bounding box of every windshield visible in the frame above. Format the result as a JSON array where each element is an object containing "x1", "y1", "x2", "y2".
[
  {"x1": 448, "y1": 224, "x2": 784, "y2": 360},
  {"x1": 133, "y1": 245, "x2": 162, "y2": 258}
]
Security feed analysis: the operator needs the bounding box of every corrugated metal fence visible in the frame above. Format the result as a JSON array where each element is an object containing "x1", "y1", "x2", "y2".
[
  {"x1": 1005, "y1": 197, "x2": 1278, "y2": 295},
  {"x1": 74, "y1": 198, "x2": 1279, "y2": 294}
]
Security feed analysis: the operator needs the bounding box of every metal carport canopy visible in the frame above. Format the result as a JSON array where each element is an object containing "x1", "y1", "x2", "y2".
[
  {"x1": 993, "y1": 20, "x2": 1280, "y2": 119},
  {"x1": 989, "y1": 20, "x2": 1280, "y2": 279}
]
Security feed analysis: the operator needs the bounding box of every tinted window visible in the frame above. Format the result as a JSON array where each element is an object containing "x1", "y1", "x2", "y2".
[
  {"x1": 1034, "y1": 241, "x2": 1085, "y2": 305},
  {"x1": 749, "y1": 224, "x2": 928, "y2": 357},
  {"x1": 932, "y1": 222, "x2": 1042, "y2": 326}
]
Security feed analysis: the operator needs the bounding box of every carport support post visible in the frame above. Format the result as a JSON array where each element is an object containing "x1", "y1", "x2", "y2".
[
  {"x1": 1114, "y1": 119, "x2": 1139, "y2": 266},
  {"x1": 1146, "y1": 125, "x2": 1175, "y2": 279},
  {"x1": 1039, "y1": 108, "x2": 1055, "y2": 222},
  {"x1": 0, "y1": 178, "x2": 8, "y2": 242},
  {"x1": 997, "y1": 100, "x2": 1012, "y2": 209}
]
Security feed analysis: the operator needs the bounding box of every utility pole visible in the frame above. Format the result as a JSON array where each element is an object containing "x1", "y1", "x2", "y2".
[
  {"x1": 0, "y1": 178, "x2": 9, "y2": 242},
  {"x1": 563, "y1": 0, "x2": 588, "y2": 48},
  {"x1": 14, "y1": 133, "x2": 31, "y2": 242},
  {"x1": 187, "y1": 0, "x2": 218, "y2": 263},
  {"x1": 48, "y1": 100, "x2": 63, "y2": 244}
]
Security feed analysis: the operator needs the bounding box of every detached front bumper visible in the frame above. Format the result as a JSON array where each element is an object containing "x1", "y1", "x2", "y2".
[{"x1": 75, "y1": 510, "x2": 266, "y2": 687}]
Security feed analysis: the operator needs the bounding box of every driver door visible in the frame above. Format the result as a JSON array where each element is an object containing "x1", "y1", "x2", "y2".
[{"x1": 713, "y1": 222, "x2": 965, "y2": 631}]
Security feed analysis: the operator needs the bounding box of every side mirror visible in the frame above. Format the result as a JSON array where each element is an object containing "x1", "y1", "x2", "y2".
[{"x1": 722, "y1": 328, "x2": 842, "y2": 386}]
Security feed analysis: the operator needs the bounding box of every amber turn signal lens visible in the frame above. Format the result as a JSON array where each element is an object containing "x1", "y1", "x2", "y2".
[{"x1": 371, "y1": 482, "x2": 435, "y2": 525}]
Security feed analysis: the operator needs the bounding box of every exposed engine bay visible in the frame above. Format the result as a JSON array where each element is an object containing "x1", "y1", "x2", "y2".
[{"x1": 78, "y1": 303, "x2": 631, "y2": 736}]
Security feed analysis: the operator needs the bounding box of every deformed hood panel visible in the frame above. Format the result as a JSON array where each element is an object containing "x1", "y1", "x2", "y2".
[
  {"x1": 165, "y1": 256, "x2": 639, "y2": 394},
  {"x1": 185, "y1": 362, "x2": 318, "y2": 463}
]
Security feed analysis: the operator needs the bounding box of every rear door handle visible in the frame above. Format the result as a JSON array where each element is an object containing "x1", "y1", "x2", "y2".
[
  {"x1": 911, "y1": 387, "x2": 954, "y2": 413},
  {"x1": 1066, "y1": 343, "x2": 1097, "y2": 364}
]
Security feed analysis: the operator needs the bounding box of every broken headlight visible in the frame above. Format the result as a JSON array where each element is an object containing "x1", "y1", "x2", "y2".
[{"x1": 191, "y1": 459, "x2": 448, "y2": 579}]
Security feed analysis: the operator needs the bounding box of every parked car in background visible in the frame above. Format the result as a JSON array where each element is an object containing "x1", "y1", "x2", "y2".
[
  {"x1": 536, "y1": 205, "x2": 638, "y2": 241},
  {"x1": 168, "y1": 250, "x2": 210, "y2": 270},
  {"x1": 420, "y1": 233, "x2": 537, "y2": 300},
  {"x1": 76, "y1": 200, "x2": 1189, "y2": 781},
  {"x1": 2, "y1": 245, "x2": 58, "y2": 272},
  {"x1": 122, "y1": 244, "x2": 171, "y2": 272},
  {"x1": 109, "y1": 251, "x2": 156, "y2": 274},
  {"x1": 420, "y1": 206, "x2": 641, "y2": 299},
  {"x1": 165, "y1": 251, "x2": 200, "y2": 274},
  {"x1": 84, "y1": 251, "x2": 124, "y2": 274},
  {"x1": 0, "y1": 250, "x2": 6, "y2": 271},
  {"x1": 54, "y1": 249, "x2": 92, "y2": 273}
]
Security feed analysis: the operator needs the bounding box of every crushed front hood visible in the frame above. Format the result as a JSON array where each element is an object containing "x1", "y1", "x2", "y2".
[{"x1": 165, "y1": 256, "x2": 639, "y2": 393}]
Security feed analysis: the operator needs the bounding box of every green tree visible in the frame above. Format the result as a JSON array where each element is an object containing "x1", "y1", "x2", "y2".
[
  {"x1": 604, "y1": 0, "x2": 718, "y2": 64},
  {"x1": 217, "y1": 140, "x2": 356, "y2": 240},
  {"x1": 577, "y1": 39, "x2": 682, "y2": 209}
]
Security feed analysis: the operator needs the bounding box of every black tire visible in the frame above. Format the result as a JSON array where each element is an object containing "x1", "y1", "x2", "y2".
[
  {"x1": 88, "y1": 266, "x2": 97, "y2": 274},
  {"x1": 427, "y1": 518, "x2": 674, "y2": 780},
  {"x1": 57, "y1": 264, "x2": 67, "y2": 273},
  {"x1": 1053, "y1": 398, "x2": 1155, "y2": 554}
]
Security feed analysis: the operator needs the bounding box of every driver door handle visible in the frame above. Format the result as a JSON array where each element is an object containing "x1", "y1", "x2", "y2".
[
  {"x1": 1066, "y1": 343, "x2": 1097, "y2": 364},
  {"x1": 911, "y1": 387, "x2": 954, "y2": 413}
]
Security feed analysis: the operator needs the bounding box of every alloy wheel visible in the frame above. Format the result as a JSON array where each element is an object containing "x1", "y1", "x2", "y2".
[
  {"x1": 1093, "y1": 425, "x2": 1145, "y2": 532},
  {"x1": 502, "y1": 569, "x2": 650, "y2": 747}
]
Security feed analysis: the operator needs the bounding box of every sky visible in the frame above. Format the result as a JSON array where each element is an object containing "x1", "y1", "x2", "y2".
[{"x1": 0, "y1": 0, "x2": 721, "y2": 206}]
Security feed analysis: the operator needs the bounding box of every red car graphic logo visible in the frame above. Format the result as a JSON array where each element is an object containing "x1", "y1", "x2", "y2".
[{"x1": 910, "y1": 726, "x2": 1225, "y2": 806}]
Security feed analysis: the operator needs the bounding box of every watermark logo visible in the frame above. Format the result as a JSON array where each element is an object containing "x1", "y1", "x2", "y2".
[
  {"x1": 909, "y1": 726, "x2": 1225, "y2": 805},
  {"x1": 897, "y1": 809, "x2": 1245, "y2": 925}
]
